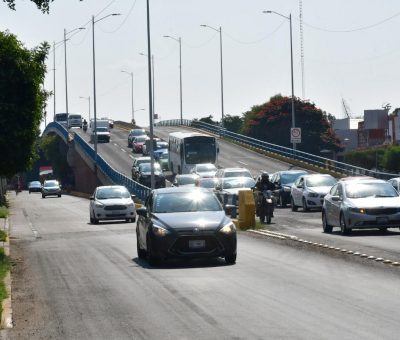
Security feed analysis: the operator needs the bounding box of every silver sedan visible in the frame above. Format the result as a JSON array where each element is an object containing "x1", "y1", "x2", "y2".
[{"x1": 322, "y1": 177, "x2": 400, "y2": 235}]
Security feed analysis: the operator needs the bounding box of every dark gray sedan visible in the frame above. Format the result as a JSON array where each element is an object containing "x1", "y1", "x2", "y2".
[{"x1": 136, "y1": 187, "x2": 237, "y2": 266}]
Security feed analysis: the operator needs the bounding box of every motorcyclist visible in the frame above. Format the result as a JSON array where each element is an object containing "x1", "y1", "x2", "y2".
[
  {"x1": 255, "y1": 172, "x2": 276, "y2": 218},
  {"x1": 83, "y1": 119, "x2": 88, "y2": 132}
]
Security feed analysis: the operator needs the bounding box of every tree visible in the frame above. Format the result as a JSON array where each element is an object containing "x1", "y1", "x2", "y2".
[
  {"x1": 0, "y1": 30, "x2": 50, "y2": 177},
  {"x1": 199, "y1": 115, "x2": 218, "y2": 125},
  {"x1": 3, "y1": 0, "x2": 82, "y2": 13},
  {"x1": 223, "y1": 114, "x2": 243, "y2": 133},
  {"x1": 241, "y1": 94, "x2": 343, "y2": 155}
]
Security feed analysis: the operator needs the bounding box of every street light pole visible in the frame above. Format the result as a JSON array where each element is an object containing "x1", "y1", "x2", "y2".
[
  {"x1": 53, "y1": 41, "x2": 56, "y2": 121},
  {"x1": 264, "y1": 10, "x2": 296, "y2": 151},
  {"x1": 163, "y1": 35, "x2": 183, "y2": 125},
  {"x1": 121, "y1": 71, "x2": 135, "y2": 124},
  {"x1": 200, "y1": 25, "x2": 224, "y2": 133},
  {"x1": 63, "y1": 26, "x2": 85, "y2": 114},
  {"x1": 92, "y1": 13, "x2": 120, "y2": 169}
]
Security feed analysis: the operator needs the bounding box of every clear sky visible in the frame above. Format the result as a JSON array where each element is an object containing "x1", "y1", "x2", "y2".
[{"x1": 2, "y1": 0, "x2": 400, "y2": 131}]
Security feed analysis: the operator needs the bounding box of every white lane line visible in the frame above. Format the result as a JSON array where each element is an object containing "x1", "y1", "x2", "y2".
[
  {"x1": 129, "y1": 155, "x2": 134, "y2": 159},
  {"x1": 237, "y1": 161, "x2": 248, "y2": 166},
  {"x1": 23, "y1": 208, "x2": 41, "y2": 239},
  {"x1": 121, "y1": 148, "x2": 127, "y2": 153}
]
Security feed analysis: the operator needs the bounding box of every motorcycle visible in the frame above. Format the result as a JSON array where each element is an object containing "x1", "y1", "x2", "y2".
[
  {"x1": 83, "y1": 123, "x2": 88, "y2": 133},
  {"x1": 256, "y1": 190, "x2": 274, "y2": 224}
]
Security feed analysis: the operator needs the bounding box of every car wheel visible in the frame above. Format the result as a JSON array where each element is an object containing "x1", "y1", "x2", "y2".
[
  {"x1": 42, "y1": 194, "x2": 45, "y2": 199},
  {"x1": 322, "y1": 211, "x2": 333, "y2": 233},
  {"x1": 340, "y1": 213, "x2": 351, "y2": 236},
  {"x1": 291, "y1": 197, "x2": 298, "y2": 212},
  {"x1": 29, "y1": 191, "x2": 31, "y2": 194},
  {"x1": 137, "y1": 233, "x2": 147, "y2": 259},
  {"x1": 146, "y1": 235, "x2": 160, "y2": 266},
  {"x1": 225, "y1": 253, "x2": 236, "y2": 265},
  {"x1": 58, "y1": 194, "x2": 61, "y2": 197},
  {"x1": 302, "y1": 198, "x2": 309, "y2": 212},
  {"x1": 380, "y1": 227, "x2": 388, "y2": 233}
]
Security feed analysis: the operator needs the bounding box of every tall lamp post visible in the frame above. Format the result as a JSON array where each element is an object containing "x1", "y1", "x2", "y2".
[
  {"x1": 200, "y1": 24, "x2": 224, "y2": 134},
  {"x1": 121, "y1": 71, "x2": 135, "y2": 124},
  {"x1": 64, "y1": 26, "x2": 85, "y2": 114},
  {"x1": 263, "y1": 10, "x2": 296, "y2": 151},
  {"x1": 79, "y1": 96, "x2": 91, "y2": 122},
  {"x1": 163, "y1": 35, "x2": 183, "y2": 125},
  {"x1": 92, "y1": 13, "x2": 120, "y2": 168},
  {"x1": 139, "y1": 52, "x2": 155, "y2": 120}
]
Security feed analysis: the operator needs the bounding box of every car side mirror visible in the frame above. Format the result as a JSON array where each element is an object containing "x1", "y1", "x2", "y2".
[
  {"x1": 136, "y1": 207, "x2": 148, "y2": 217},
  {"x1": 224, "y1": 204, "x2": 236, "y2": 216},
  {"x1": 297, "y1": 184, "x2": 303, "y2": 188},
  {"x1": 331, "y1": 195, "x2": 341, "y2": 201},
  {"x1": 90, "y1": 196, "x2": 94, "y2": 200}
]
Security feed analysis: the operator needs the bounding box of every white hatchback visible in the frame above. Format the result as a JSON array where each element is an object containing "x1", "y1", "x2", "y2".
[
  {"x1": 290, "y1": 174, "x2": 337, "y2": 211},
  {"x1": 89, "y1": 185, "x2": 137, "y2": 224}
]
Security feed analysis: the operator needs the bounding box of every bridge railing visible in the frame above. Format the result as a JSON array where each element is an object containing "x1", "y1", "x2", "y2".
[
  {"x1": 43, "y1": 122, "x2": 151, "y2": 202},
  {"x1": 156, "y1": 119, "x2": 398, "y2": 180}
]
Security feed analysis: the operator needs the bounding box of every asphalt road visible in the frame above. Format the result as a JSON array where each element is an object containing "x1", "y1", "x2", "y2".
[{"x1": 3, "y1": 191, "x2": 400, "y2": 339}]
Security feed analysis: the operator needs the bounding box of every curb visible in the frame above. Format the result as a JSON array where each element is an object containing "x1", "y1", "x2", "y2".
[{"x1": 1, "y1": 217, "x2": 12, "y2": 329}]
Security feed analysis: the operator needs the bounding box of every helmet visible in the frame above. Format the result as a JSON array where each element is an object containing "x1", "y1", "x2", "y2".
[{"x1": 261, "y1": 171, "x2": 269, "y2": 179}]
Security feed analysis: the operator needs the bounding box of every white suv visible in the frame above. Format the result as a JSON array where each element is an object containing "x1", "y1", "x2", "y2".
[{"x1": 215, "y1": 167, "x2": 252, "y2": 179}]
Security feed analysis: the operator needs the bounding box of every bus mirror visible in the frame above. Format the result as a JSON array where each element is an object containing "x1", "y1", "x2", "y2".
[{"x1": 217, "y1": 147, "x2": 220, "y2": 153}]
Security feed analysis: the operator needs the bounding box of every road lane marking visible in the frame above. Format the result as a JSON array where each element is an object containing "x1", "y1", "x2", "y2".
[{"x1": 22, "y1": 208, "x2": 41, "y2": 239}]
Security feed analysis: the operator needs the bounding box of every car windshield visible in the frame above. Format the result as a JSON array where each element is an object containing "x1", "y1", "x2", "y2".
[
  {"x1": 154, "y1": 191, "x2": 222, "y2": 213},
  {"x1": 131, "y1": 129, "x2": 146, "y2": 136},
  {"x1": 30, "y1": 181, "x2": 41, "y2": 186},
  {"x1": 280, "y1": 172, "x2": 307, "y2": 184},
  {"x1": 135, "y1": 136, "x2": 147, "y2": 143},
  {"x1": 140, "y1": 163, "x2": 161, "y2": 172},
  {"x1": 96, "y1": 127, "x2": 109, "y2": 132},
  {"x1": 222, "y1": 177, "x2": 256, "y2": 189},
  {"x1": 156, "y1": 142, "x2": 168, "y2": 149},
  {"x1": 177, "y1": 176, "x2": 196, "y2": 185},
  {"x1": 44, "y1": 181, "x2": 59, "y2": 187},
  {"x1": 224, "y1": 171, "x2": 251, "y2": 178},
  {"x1": 96, "y1": 187, "x2": 130, "y2": 199},
  {"x1": 159, "y1": 153, "x2": 168, "y2": 160},
  {"x1": 306, "y1": 176, "x2": 337, "y2": 187},
  {"x1": 198, "y1": 179, "x2": 218, "y2": 188},
  {"x1": 345, "y1": 182, "x2": 399, "y2": 198},
  {"x1": 196, "y1": 164, "x2": 217, "y2": 172}
]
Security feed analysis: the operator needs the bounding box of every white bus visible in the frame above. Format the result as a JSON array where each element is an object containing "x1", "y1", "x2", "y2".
[
  {"x1": 168, "y1": 132, "x2": 219, "y2": 174},
  {"x1": 54, "y1": 113, "x2": 69, "y2": 128}
]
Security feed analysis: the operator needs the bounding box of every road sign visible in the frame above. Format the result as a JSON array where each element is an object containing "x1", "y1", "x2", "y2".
[{"x1": 290, "y1": 127, "x2": 301, "y2": 143}]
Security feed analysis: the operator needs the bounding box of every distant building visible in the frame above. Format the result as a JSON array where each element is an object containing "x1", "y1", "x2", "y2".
[{"x1": 388, "y1": 109, "x2": 400, "y2": 143}]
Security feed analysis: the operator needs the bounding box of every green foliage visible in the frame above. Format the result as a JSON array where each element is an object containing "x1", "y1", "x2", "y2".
[
  {"x1": 198, "y1": 115, "x2": 218, "y2": 125},
  {"x1": 381, "y1": 145, "x2": 400, "y2": 173},
  {"x1": 241, "y1": 94, "x2": 343, "y2": 155},
  {"x1": 223, "y1": 114, "x2": 243, "y2": 133},
  {"x1": 0, "y1": 247, "x2": 10, "y2": 314},
  {"x1": 3, "y1": 0, "x2": 82, "y2": 13},
  {"x1": 0, "y1": 230, "x2": 6, "y2": 242},
  {"x1": 0, "y1": 207, "x2": 8, "y2": 219},
  {"x1": 0, "y1": 31, "x2": 50, "y2": 177},
  {"x1": 344, "y1": 148, "x2": 386, "y2": 170}
]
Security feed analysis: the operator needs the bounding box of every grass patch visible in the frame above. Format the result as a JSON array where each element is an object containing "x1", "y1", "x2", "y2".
[
  {"x1": 0, "y1": 247, "x2": 10, "y2": 317},
  {"x1": 0, "y1": 230, "x2": 6, "y2": 242},
  {"x1": 0, "y1": 206, "x2": 8, "y2": 219}
]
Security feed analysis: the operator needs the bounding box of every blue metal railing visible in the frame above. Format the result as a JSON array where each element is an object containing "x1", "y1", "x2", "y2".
[
  {"x1": 156, "y1": 119, "x2": 398, "y2": 180},
  {"x1": 43, "y1": 122, "x2": 151, "y2": 202}
]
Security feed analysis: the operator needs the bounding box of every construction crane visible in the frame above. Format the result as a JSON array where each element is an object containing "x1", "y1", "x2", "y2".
[{"x1": 341, "y1": 98, "x2": 354, "y2": 119}]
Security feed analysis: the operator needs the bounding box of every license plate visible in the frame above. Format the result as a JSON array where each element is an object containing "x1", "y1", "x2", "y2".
[
  {"x1": 376, "y1": 216, "x2": 388, "y2": 224},
  {"x1": 189, "y1": 240, "x2": 205, "y2": 249}
]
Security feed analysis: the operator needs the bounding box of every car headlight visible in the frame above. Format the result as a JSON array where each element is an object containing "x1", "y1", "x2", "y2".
[
  {"x1": 307, "y1": 192, "x2": 319, "y2": 198},
  {"x1": 152, "y1": 224, "x2": 170, "y2": 237},
  {"x1": 127, "y1": 202, "x2": 134, "y2": 207},
  {"x1": 219, "y1": 222, "x2": 236, "y2": 234},
  {"x1": 94, "y1": 201, "x2": 104, "y2": 208},
  {"x1": 349, "y1": 207, "x2": 366, "y2": 214}
]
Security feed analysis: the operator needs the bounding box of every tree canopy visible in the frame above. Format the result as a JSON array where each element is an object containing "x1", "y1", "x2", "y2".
[
  {"x1": 3, "y1": 0, "x2": 82, "y2": 13},
  {"x1": 0, "y1": 31, "x2": 50, "y2": 177},
  {"x1": 241, "y1": 94, "x2": 343, "y2": 155}
]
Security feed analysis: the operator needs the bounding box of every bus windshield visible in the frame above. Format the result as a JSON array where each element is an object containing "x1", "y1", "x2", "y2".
[
  {"x1": 55, "y1": 113, "x2": 68, "y2": 121},
  {"x1": 184, "y1": 136, "x2": 217, "y2": 164}
]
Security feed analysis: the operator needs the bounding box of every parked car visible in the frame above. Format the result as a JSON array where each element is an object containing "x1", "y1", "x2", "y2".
[
  {"x1": 28, "y1": 180, "x2": 42, "y2": 193},
  {"x1": 388, "y1": 177, "x2": 400, "y2": 192},
  {"x1": 132, "y1": 135, "x2": 150, "y2": 154},
  {"x1": 108, "y1": 119, "x2": 114, "y2": 128},
  {"x1": 322, "y1": 177, "x2": 400, "y2": 235},
  {"x1": 137, "y1": 162, "x2": 166, "y2": 188},
  {"x1": 42, "y1": 180, "x2": 62, "y2": 198},
  {"x1": 90, "y1": 127, "x2": 110, "y2": 143},
  {"x1": 191, "y1": 163, "x2": 218, "y2": 178},
  {"x1": 290, "y1": 174, "x2": 337, "y2": 212},
  {"x1": 172, "y1": 174, "x2": 199, "y2": 187},
  {"x1": 128, "y1": 128, "x2": 147, "y2": 147},
  {"x1": 136, "y1": 187, "x2": 237, "y2": 266},
  {"x1": 215, "y1": 167, "x2": 252, "y2": 179},
  {"x1": 89, "y1": 185, "x2": 136, "y2": 224},
  {"x1": 131, "y1": 156, "x2": 151, "y2": 180},
  {"x1": 270, "y1": 170, "x2": 308, "y2": 207}
]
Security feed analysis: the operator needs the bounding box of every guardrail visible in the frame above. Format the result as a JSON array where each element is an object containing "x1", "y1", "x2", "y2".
[
  {"x1": 43, "y1": 122, "x2": 151, "y2": 202},
  {"x1": 156, "y1": 119, "x2": 398, "y2": 180}
]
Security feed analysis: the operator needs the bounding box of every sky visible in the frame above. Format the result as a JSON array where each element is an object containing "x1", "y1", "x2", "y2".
[{"x1": 2, "y1": 0, "x2": 400, "y2": 132}]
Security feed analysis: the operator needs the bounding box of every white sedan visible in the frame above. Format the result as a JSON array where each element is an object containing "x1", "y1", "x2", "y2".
[
  {"x1": 290, "y1": 174, "x2": 337, "y2": 211},
  {"x1": 89, "y1": 185, "x2": 137, "y2": 224}
]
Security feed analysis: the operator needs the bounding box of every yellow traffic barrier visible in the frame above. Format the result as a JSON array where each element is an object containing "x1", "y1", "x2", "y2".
[{"x1": 237, "y1": 189, "x2": 255, "y2": 230}]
